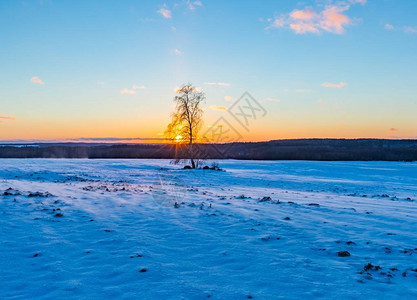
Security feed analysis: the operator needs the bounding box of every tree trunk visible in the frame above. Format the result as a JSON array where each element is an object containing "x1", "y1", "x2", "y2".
[{"x1": 190, "y1": 142, "x2": 196, "y2": 168}]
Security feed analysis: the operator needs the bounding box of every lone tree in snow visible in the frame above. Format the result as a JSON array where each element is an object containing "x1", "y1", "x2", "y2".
[{"x1": 165, "y1": 83, "x2": 205, "y2": 168}]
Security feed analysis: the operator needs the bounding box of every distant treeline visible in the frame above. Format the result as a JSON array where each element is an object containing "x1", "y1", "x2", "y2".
[{"x1": 0, "y1": 139, "x2": 417, "y2": 161}]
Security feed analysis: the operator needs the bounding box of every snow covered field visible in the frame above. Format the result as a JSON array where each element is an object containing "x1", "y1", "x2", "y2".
[{"x1": 1, "y1": 159, "x2": 417, "y2": 299}]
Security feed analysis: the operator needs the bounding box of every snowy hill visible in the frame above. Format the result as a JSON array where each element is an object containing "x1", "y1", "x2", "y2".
[{"x1": 1, "y1": 159, "x2": 417, "y2": 299}]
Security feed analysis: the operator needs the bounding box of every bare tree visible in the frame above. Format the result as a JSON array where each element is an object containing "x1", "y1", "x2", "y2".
[{"x1": 165, "y1": 84, "x2": 205, "y2": 168}]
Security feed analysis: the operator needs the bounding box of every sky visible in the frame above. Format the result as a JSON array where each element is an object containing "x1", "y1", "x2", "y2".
[{"x1": 0, "y1": 0, "x2": 416, "y2": 142}]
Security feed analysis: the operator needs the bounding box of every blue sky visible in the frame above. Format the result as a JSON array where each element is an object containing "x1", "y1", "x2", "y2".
[{"x1": 0, "y1": 0, "x2": 416, "y2": 141}]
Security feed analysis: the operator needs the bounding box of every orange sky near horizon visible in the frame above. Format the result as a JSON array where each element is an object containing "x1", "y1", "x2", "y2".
[{"x1": 0, "y1": 114, "x2": 414, "y2": 143}]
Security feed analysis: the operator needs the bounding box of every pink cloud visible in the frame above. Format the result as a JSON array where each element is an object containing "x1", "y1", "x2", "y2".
[
  {"x1": 404, "y1": 26, "x2": 417, "y2": 34},
  {"x1": 290, "y1": 8, "x2": 318, "y2": 21},
  {"x1": 132, "y1": 85, "x2": 146, "y2": 89},
  {"x1": 30, "y1": 76, "x2": 44, "y2": 84},
  {"x1": 385, "y1": 24, "x2": 394, "y2": 30},
  {"x1": 187, "y1": 0, "x2": 202, "y2": 10},
  {"x1": 267, "y1": 2, "x2": 364, "y2": 35},
  {"x1": 120, "y1": 88, "x2": 136, "y2": 95},
  {"x1": 319, "y1": 5, "x2": 350, "y2": 34},
  {"x1": 0, "y1": 115, "x2": 16, "y2": 124},
  {"x1": 268, "y1": 17, "x2": 286, "y2": 29},
  {"x1": 290, "y1": 23, "x2": 319, "y2": 34},
  {"x1": 322, "y1": 82, "x2": 347, "y2": 88},
  {"x1": 157, "y1": 6, "x2": 171, "y2": 18}
]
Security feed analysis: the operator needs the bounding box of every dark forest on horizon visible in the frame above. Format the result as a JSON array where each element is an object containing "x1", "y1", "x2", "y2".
[{"x1": 1, "y1": 139, "x2": 417, "y2": 161}]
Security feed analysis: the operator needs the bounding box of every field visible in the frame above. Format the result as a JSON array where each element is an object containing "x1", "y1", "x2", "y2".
[{"x1": 1, "y1": 159, "x2": 417, "y2": 299}]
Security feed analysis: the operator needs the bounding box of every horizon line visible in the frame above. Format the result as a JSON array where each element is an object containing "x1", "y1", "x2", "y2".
[{"x1": 1, "y1": 137, "x2": 417, "y2": 145}]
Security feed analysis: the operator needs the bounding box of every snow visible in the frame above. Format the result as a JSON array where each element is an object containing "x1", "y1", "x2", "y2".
[{"x1": 1, "y1": 159, "x2": 417, "y2": 299}]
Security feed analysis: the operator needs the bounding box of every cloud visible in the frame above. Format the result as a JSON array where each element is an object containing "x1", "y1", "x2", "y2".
[
  {"x1": 224, "y1": 96, "x2": 234, "y2": 101},
  {"x1": 0, "y1": 115, "x2": 16, "y2": 124},
  {"x1": 266, "y1": 16, "x2": 286, "y2": 29},
  {"x1": 266, "y1": 2, "x2": 364, "y2": 35},
  {"x1": 30, "y1": 76, "x2": 44, "y2": 84},
  {"x1": 187, "y1": 0, "x2": 202, "y2": 10},
  {"x1": 97, "y1": 81, "x2": 105, "y2": 85},
  {"x1": 296, "y1": 89, "x2": 312, "y2": 93},
  {"x1": 120, "y1": 85, "x2": 146, "y2": 94},
  {"x1": 319, "y1": 5, "x2": 351, "y2": 34},
  {"x1": 157, "y1": 6, "x2": 171, "y2": 18},
  {"x1": 0, "y1": 115, "x2": 16, "y2": 120},
  {"x1": 173, "y1": 49, "x2": 182, "y2": 55},
  {"x1": 204, "y1": 82, "x2": 230, "y2": 86},
  {"x1": 132, "y1": 85, "x2": 146, "y2": 89},
  {"x1": 404, "y1": 26, "x2": 417, "y2": 34},
  {"x1": 120, "y1": 88, "x2": 136, "y2": 95},
  {"x1": 389, "y1": 128, "x2": 399, "y2": 132},
  {"x1": 385, "y1": 24, "x2": 394, "y2": 30},
  {"x1": 317, "y1": 99, "x2": 327, "y2": 105},
  {"x1": 349, "y1": 0, "x2": 366, "y2": 4},
  {"x1": 290, "y1": 22, "x2": 320, "y2": 34},
  {"x1": 210, "y1": 105, "x2": 227, "y2": 111},
  {"x1": 265, "y1": 98, "x2": 280, "y2": 102},
  {"x1": 322, "y1": 82, "x2": 347, "y2": 88},
  {"x1": 290, "y1": 8, "x2": 318, "y2": 21}
]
